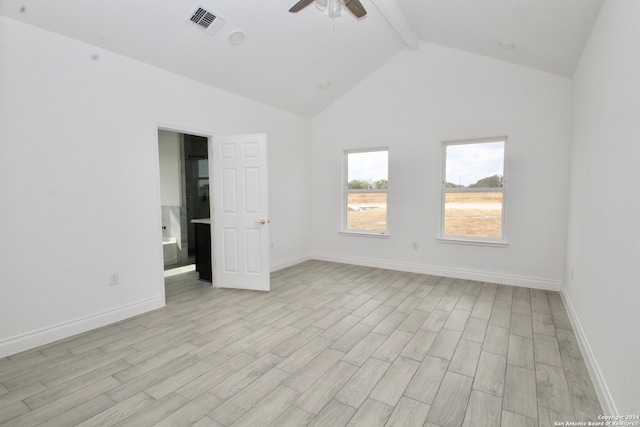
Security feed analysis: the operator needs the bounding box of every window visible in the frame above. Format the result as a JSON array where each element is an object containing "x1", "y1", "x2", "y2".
[
  {"x1": 343, "y1": 149, "x2": 388, "y2": 235},
  {"x1": 441, "y1": 138, "x2": 506, "y2": 244}
]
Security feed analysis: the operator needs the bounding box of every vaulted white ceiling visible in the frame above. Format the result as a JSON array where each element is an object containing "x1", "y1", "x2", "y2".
[{"x1": 0, "y1": 0, "x2": 603, "y2": 117}]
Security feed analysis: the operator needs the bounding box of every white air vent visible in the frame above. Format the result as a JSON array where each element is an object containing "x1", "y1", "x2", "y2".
[{"x1": 189, "y1": 6, "x2": 226, "y2": 34}]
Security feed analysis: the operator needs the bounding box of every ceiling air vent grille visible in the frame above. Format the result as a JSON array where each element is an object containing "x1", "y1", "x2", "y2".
[{"x1": 189, "y1": 6, "x2": 226, "y2": 34}]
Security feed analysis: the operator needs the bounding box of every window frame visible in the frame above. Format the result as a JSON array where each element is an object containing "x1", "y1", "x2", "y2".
[
  {"x1": 341, "y1": 147, "x2": 389, "y2": 237},
  {"x1": 438, "y1": 137, "x2": 507, "y2": 247}
]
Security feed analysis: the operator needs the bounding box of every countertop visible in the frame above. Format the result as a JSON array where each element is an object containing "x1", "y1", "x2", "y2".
[{"x1": 191, "y1": 218, "x2": 211, "y2": 224}]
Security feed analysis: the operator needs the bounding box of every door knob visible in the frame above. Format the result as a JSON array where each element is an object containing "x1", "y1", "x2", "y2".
[{"x1": 257, "y1": 219, "x2": 267, "y2": 225}]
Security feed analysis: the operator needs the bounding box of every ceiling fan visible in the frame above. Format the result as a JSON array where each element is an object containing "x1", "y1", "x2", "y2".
[{"x1": 289, "y1": 0, "x2": 367, "y2": 19}]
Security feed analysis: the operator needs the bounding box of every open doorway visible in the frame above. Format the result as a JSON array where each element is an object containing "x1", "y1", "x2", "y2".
[
  {"x1": 158, "y1": 129, "x2": 209, "y2": 272},
  {"x1": 159, "y1": 130, "x2": 270, "y2": 291}
]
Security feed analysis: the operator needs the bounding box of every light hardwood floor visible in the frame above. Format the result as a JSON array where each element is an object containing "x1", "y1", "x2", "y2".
[{"x1": 0, "y1": 260, "x2": 603, "y2": 426}]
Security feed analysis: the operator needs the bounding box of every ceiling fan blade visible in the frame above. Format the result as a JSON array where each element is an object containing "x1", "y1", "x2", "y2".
[
  {"x1": 289, "y1": 0, "x2": 315, "y2": 13},
  {"x1": 344, "y1": 0, "x2": 367, "y2": 18}
]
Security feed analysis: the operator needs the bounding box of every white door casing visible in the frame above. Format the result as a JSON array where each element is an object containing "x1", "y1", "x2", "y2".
[{"x1": 211, "y1": 134, "x2": 270, "y2": 291}]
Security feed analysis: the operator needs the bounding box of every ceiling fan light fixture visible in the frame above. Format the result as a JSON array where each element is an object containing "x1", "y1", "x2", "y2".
[
  {"x1": 289, "y1": 0, "x2": 366, "y2": 19},
  {"x1": 328, "y1": 0, "x2": 342, "y2": 18},
  {"x1": 315, "y1": 0, "x2": 328, "y2": 12}
]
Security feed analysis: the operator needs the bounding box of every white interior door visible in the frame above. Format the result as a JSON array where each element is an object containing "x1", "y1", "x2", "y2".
[{"x1": 211, "y1": 134, "x2": 270, "y2": 291}]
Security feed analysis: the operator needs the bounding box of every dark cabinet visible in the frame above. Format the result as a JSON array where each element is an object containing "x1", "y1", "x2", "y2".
[{"x1": 193, "y1": 221, "x2": 212, "y2": 282}]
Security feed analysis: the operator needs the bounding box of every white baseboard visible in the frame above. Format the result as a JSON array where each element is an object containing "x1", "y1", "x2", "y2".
[
  {"x1": 0, "y1": 296, "x2": 165, "y2": 358},
  {"x1": 310, "y1": 251, "x2": 561, "y2": 291},
  {"x1": 0, "y1": 254, "x2": 560, "y2": 358},
  {"x1": 271, "y1": 254, "x2": 312, "y2": 272},
  {"x1": 560, "y1": 290, "x2": 616, "y2": 415}
]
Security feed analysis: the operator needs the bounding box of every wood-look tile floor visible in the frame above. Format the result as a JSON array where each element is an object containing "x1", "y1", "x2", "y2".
[{"x1": 0, "y1": 260, "x2": 603, "y2": 426}]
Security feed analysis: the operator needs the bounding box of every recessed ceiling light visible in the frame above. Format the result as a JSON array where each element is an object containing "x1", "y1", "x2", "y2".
[
  {"x1": 319, "y1": 81, "x2": 331, "y2": 90},
  {"x1": 498, "y1": 40, "x2": 516, "y2": 50},
  {"x1": 228, "y1": 31, "x2": 245, "y2": 45}
]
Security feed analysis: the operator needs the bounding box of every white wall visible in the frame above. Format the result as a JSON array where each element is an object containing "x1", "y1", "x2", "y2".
[
  {"x1": 0, "y1": 17, "x2": 311, "y2": 357},
  {"x1": 310, "y1": 42, "x2": 572, "y2": 289},
  {"x1": 565, "y1": 0, "x2": 640, "y2": 414},
  {"x1": 158, "y1": 130, "x2": 181, "y2": 206}
]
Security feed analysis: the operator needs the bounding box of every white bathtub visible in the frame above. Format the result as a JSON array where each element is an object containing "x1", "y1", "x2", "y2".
[{"x1": 162, "y1": 237, "x2": 178, "y2": 266}]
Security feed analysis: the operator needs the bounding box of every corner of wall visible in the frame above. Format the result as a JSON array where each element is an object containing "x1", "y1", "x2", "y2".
[{"x1": 559, "y1": 286, "x2": 617, "y2": 415}]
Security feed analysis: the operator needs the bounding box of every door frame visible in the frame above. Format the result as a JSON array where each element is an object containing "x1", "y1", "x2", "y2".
[
  {"x1": 154, "y1": 124, "x2": 271, "y2": 294},
  {"x1": 155, "y1": 123, "x2": 216, "y2": 289}
]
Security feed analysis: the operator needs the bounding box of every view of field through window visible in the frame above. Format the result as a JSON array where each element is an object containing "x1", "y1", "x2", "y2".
[
  {"x1": 444, "y1": 140, "x2": 505, "y2": 239},
  {"x1": 344, "y1": 142, "x2": 504, "y2": 237},
  {"x1": 444, "y1": 192, "x2": 502, "y2": 237},
  {"x1": 347, "y1": 193, "x2": 387, "y2": 231},
  {"x1": 346, "y1": 150, "x2": 388, "y2": 232},
  {"x1": 346, "y1": 192, "x2": 502, "y2": 235}
]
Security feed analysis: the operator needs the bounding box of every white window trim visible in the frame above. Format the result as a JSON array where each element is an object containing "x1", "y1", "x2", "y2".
[
  {"x1": 439, "y1": 137, "x2": 507, "y2": 246},
  {"x1": 339, "y1": 230, "x2": 390, "y2": 238},
  {"x1": 436, "y1": 237, "x2": 508, "y2": 247},
  {"x1": 341, "y1": 147, "x2": 389, "y2": 236}
]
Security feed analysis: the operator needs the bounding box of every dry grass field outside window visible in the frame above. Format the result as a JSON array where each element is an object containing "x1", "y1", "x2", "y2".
[
  {"x1": 444, "y1": 192, "x2": 503, "y2": 238},
  {"x1": 346, "y1": 193, "x2": 503, "y2": 237},
  {"x1": 347, "y1": 193, "x2": 387, "y2": 231}
]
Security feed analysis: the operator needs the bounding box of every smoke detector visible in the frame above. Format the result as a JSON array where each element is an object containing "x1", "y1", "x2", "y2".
[{"x1": 188, "y1": 6, "x2": 226, "y2": 35}]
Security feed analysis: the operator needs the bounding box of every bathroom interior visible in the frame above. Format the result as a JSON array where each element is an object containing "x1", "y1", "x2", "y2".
[{"x1": 158, "y1": 129, "x2": 209, "y2": 270}]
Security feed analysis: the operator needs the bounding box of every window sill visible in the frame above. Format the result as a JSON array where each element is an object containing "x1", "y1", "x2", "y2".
[
  {"x1": 340, "y1": 230, "x2": 389, "y2": 239},
  {"x1": 437, "y1": 237, "x2": 508, "y2": 248}
]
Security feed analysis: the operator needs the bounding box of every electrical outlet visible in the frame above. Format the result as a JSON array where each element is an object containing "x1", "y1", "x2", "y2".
[{"x1": 109, "y1": 272, "x2": 119, "y2": 286}]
